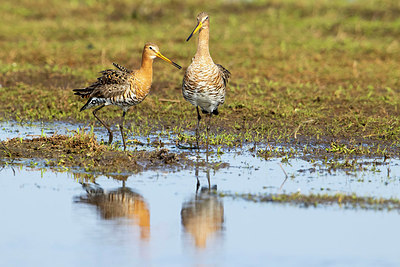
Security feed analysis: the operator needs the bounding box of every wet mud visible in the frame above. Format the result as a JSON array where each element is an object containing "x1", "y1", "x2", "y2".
[{"x1": 0, "y1": 133, "x2": 188, "y2": 175}]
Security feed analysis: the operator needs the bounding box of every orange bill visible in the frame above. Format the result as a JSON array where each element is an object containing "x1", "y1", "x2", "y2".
[{"x1": 156, "y1": 52, "x2": 182, "y2": 69}]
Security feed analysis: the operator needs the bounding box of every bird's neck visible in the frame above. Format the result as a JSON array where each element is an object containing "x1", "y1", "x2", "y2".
[
  {"x1": 195, "y1": 27, "x2": 211, "y2": 60},
  {"x1": 139, "y1": 54, "x2": 153, "y2": 83},
  {"x1": 134, "y1": 53, "x2": 153, "y2": 100}
]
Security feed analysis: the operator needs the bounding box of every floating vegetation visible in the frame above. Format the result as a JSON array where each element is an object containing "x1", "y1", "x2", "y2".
[{"x1": 217, "y1": 192, "x2": 400, "y2": 212}]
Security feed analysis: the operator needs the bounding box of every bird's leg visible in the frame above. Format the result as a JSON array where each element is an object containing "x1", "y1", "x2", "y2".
[
  {"x1": 195, "y1": 161, "x2": 200, "y2": 194},
  {"x1": 119, "y1": 111, "x2": 127, "y2": 151},
  {"x1": 92, "y1": 104, "x2": 113, "y2": 144},
  {"x1": 206, "y1": 166, "x2": 211, "y2": 191},
  {"x1": 206, "y1": 113, "x2": 212, "y2": 158},
  {"x1": 195, "y1": 106, "x2": 202, "y2": 149},
  {"x1": 205, "y1": 120, "x2": 211, "y2": 191}
]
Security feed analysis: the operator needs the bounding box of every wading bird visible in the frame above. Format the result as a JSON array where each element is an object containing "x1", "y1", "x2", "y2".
[
  {"x1": 182, "y1": 12, "x2": 230, "y2": 150},
  {"x1": 73, "y1": 43, "x2": 181, "y2": 150},
  {"x1": 77, "y1": 181, "x2": 151, "y2": 241}
]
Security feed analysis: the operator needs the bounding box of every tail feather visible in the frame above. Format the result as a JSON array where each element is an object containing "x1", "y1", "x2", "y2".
[
  {"x1": 112, "y1": 62, "x2": 132, "y2": 73},
  {"x1": 73, "y1": 88, "x2": 93, "y2": 98},
  {"x1": 201, "y1": 108, "x2": 219, "y2": 116}
]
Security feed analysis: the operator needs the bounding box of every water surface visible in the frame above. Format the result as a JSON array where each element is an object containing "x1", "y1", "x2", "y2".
[
  {"x1": 1, "y1": 122, "x2": 400, "y2": 266},
  {"x1": 0, "y1": 165, "x2": 400, "y2": 267}
]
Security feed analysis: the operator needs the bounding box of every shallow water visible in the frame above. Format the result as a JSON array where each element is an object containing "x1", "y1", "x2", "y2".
[
  {"x1": 1, "y1": 167, "x2": 400, "y2": 267},
  {"x1": 1, "y1": 122, "x2": 400, "y2": 266},
  {"x1": 2, "y1": 121, "x2": 399, "y2": 198}
]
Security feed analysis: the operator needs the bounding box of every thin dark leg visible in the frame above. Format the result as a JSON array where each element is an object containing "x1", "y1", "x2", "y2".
[
  {"x1": 205, "y1": 116, "x2": 211, "y2": 191},
  {"x1": 93, "y1": 105, "x2": 113, "y2": 144},
  {"x1": 206, "y1": 113, "x2": 212, "y2": 158},
  {"x1": 119, "y1": 111, "x2": 127, "y2": 151},
  {"x1": 194, "y1": 150, "x2": 201, "y2": 194},
  {"x1": 206, "y1": 167, "x2": 211, "y2": 190},
  {"x1": 195, "y1": 163, "x2": 200, "y2": 194},
  {"x1": 196, "y1": 106, "x2": 201, "y2": 149}
]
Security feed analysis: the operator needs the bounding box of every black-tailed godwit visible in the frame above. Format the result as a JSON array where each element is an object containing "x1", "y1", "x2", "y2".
[
  {"x1": 182, "y1": 12, "x2": 231, "y2": 149},
  {"x1": 74, "y1": 43, "x2": 181, "y2": 150}
]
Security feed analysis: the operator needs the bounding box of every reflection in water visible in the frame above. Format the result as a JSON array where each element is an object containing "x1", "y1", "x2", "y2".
[
  {"x1": 76, "y1": 181, "x2": 150, "y2": 240},
  {"x1": 181, "y1": 158, "x2": 224, "y2": 249}
]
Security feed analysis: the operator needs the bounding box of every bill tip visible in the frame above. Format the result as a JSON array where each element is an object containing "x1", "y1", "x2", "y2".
[{"x1": 173, "y1": 62, "x2": 182, "y2": 69}]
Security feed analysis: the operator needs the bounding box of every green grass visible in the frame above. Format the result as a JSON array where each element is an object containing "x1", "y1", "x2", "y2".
[{"x1": 0, "y1": 0, "x2": 399, "y2": 146}]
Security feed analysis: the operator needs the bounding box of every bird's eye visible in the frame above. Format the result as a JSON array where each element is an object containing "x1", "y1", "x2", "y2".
[
  {"x1": 205, "y1": 16, "x2": 209, "y2": 20},
  {"x1": 149, "y1": 47, "x2": 153, "y2": 50}
]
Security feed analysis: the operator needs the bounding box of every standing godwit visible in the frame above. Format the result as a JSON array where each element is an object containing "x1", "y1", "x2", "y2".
[
  {"x1": 182, "y1": 12, "x2": 231, "y2": 149},
  {"x1": 73, "y1": 43, "x2": 181, "y2": 150}
]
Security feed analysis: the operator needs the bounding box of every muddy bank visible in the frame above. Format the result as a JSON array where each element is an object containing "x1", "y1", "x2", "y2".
[{"x1": 0, "y1": 132, "x2": 192, "y2": 175}]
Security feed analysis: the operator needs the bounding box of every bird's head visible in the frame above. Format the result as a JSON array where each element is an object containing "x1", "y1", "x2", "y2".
[
  {"x1": 144, "y1": 43, "x2": 181, "y2": 69},
  {"x1": 186, "y1": 12, "x2": 209, "y2": 42}
]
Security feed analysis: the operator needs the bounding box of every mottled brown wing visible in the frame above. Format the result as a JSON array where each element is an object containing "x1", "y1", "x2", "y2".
[
  {"x1": 74, "y1": 64, "x2": 135, "y2": 99},
  {"x1": 73, "y1": 63, "x2": 134, "y2": 98},
  {"x1": 112, "y1": 62, "x2": 132, "y2": 73},
  {"x1": 216, "y1": 64, "x2": 231, "y2": 86}
]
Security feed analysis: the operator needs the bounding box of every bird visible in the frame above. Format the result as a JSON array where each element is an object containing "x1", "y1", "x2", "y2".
[
  {"x1": 181, "y1": 191, "x2": 224, "y2": 248},
  {"x1": 182, "y1": 12, "x2": 231, "y2": 150},
  {"x1": 73, "y1": 43, "x2": 181, "y2": 150},
  {"x1": 181, "y1": 164, "x2": 223, "y2": 249},
  {"x1": 77, "y1": 181, "x2": 151, "y2": 241}
]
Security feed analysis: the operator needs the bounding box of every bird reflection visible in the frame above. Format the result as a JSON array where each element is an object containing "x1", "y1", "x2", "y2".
[
  {"x1": 76, "y1": 180, "x2": 150, "y2": 240},
  {"x1": 181, "y1": 157, "x2": 224, "y2": 249}
]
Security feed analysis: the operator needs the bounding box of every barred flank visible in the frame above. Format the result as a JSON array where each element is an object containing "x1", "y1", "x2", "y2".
[{"x1": 182, "y1": 61, "x2": 229, "y2": 113}]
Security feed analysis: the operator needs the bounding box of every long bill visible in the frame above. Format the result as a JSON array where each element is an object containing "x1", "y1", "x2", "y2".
[
  {"x1": 186, "y1": 21, "x2": 202, "y2": 42},
  {"x1": 156, "y1": 52, "x2": 182, "y2": 69}
]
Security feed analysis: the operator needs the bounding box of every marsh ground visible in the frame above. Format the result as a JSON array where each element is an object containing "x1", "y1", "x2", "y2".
[
  {"x1": 1, "y1": 0, "x2": 400, "y2": 175},
  {"x1": 0, "y1": 0, "x2": 399, "y2": 144},
  {"x1": 1, "y1": 0, "x2": 400, "y2": 265}
]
